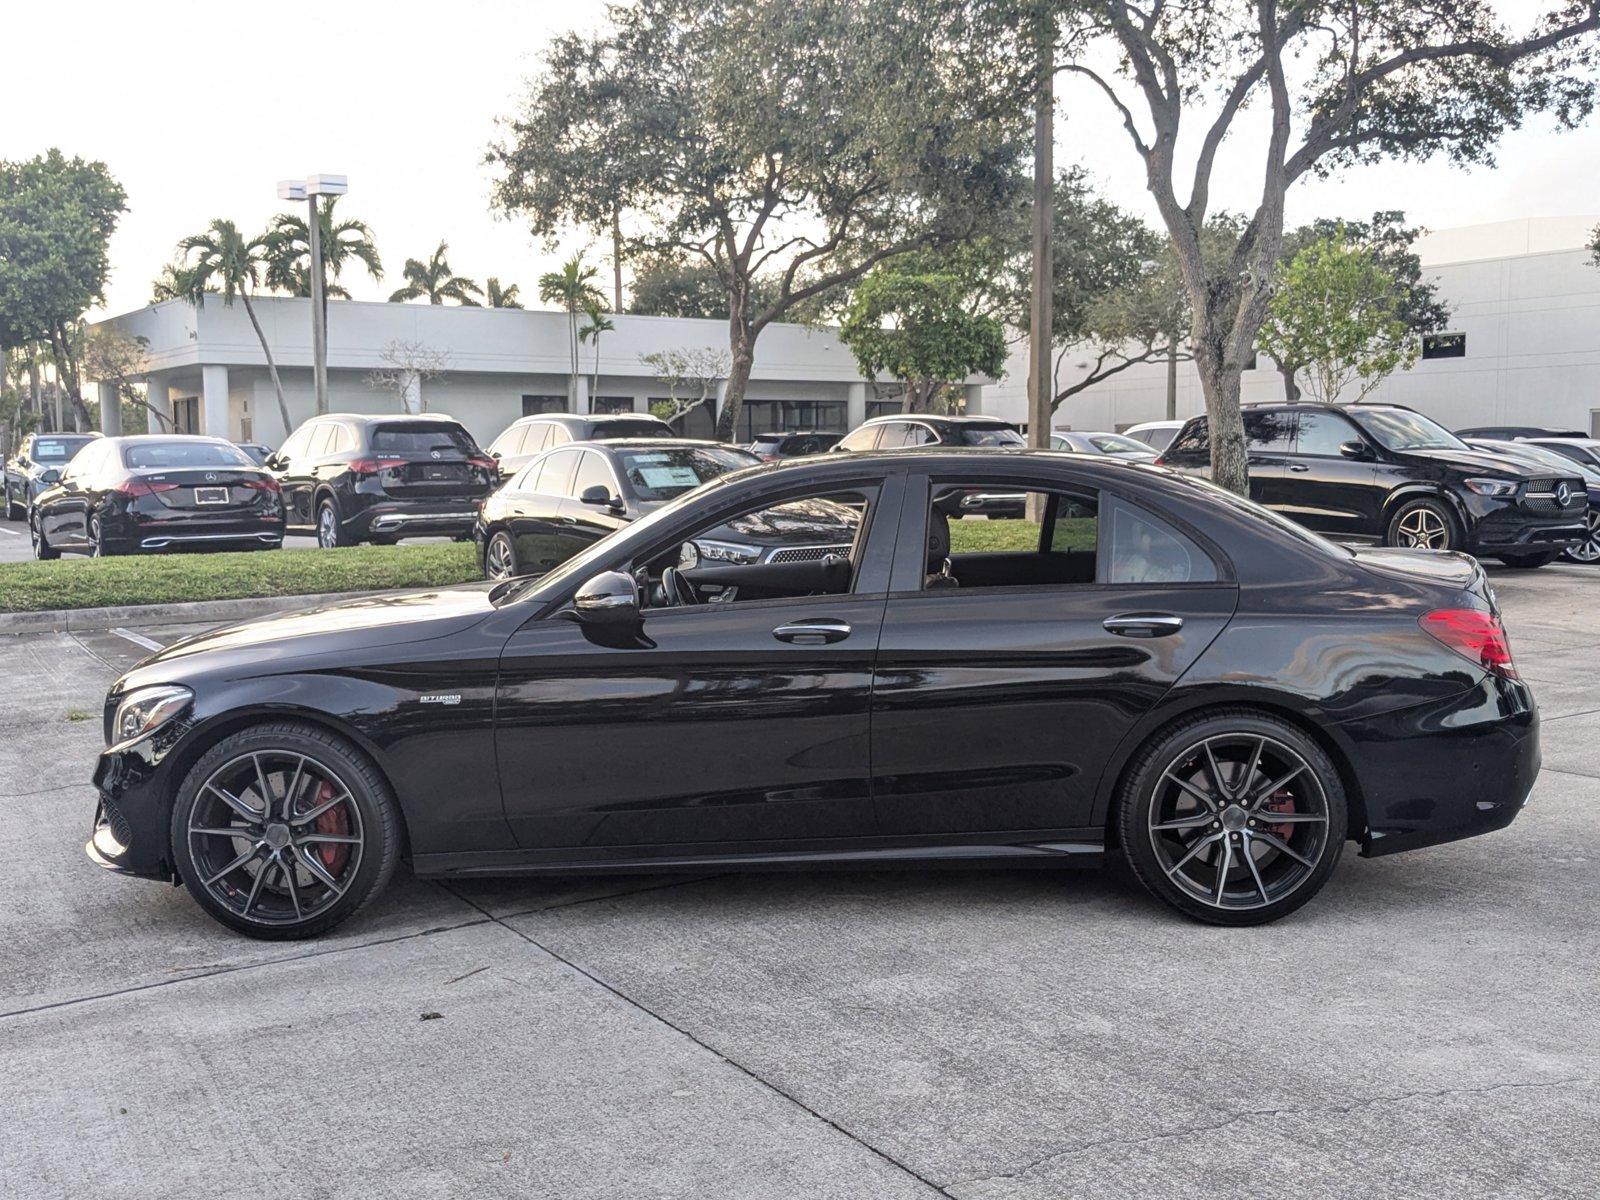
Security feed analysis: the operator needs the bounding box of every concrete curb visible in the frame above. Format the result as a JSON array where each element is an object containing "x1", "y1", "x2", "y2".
[{"x1": 0, "y1": 591, "x2": 376, "y2": 636}]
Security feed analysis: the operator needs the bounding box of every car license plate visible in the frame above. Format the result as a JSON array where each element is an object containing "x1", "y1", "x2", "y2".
[
  {"x1": 195, "y1": 486, "x2": 229, "y2": 505},
  {"x1": 427, "y1": 468, "x2": 447, "y2": 480}
]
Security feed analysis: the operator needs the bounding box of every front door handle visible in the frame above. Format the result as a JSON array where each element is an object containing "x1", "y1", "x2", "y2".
[
  {"x1": 773, "y1": 618, "x2": 851, "y2": 645},
  {"x1": 1103, "y1": 613, "x2": 1184, "y2": 639},
  {"x1": 1288, "y1": 463, "x2": 1310, "y2": 472}
]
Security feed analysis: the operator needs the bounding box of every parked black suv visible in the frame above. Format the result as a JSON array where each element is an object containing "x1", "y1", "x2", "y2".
[
  {"x1": 267, "y1": 413, "x2": 497, "y2": 547},
  {"x1": 1160, "y1": 403, "x2": 1588, "y2": 567},
  {"x1": 834, "y1": 414, "x2": 1025, "y2": 452},
  {"x1": 4, "y1": 431, "x2": 99, "y2": 520},
  {"x1": 484, "y1": 411, "x2": 674, "y2": 480}
]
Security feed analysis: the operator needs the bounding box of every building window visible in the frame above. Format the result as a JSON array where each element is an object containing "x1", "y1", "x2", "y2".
[
  {"x1": 521, "y1": 395, "x2": 566, "y2": 416},
  {"x1": 593, "y1": 395, "x2": 635, "y2": 415},
  {"x1": 173, "y1": 396, "x2": 199, "y2": 433},
  {"x1": 654, "y1": 397, "x2": 715, "y2": 439},
  {"x1": 866, "y1": 399, "x2": 902, "y2": 421},
  {"x1": 739, "y1": 399, "x2": 847, "y2": 443},
  {"x1": 1421, "y1": 333, "x2": 1466, "y2": 360}
]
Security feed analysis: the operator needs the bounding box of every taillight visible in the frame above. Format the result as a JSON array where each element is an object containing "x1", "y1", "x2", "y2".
[
  {"x1": 468, "y1": 455, "x2": 497, "y2": 471},
  {"x1": 244, "y1": 477, "x2": 281, "y2": 493},
  {"x1": 1420, "y1": 608, "x2": 1518, "y2": 680},
  {"x1": 1153, "y1": 454, "x2": 1168, "y2": 467},
  {"x1": 347, "y1": 457, "x2": 406, "y2": 475},
  {"x1": 116, "y1": 479, "x2": 181, "y2": 497}
]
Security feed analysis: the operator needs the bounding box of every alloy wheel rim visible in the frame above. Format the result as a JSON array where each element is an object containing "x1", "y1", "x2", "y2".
[
  {"x1": 186, "y1": 751, "x2": 365, "y2": 926},
  {"x1": 1147, "y1": 733, "x2": 1330, "y2": 911},
  {"x1": 1568, "y1": 512, "x2": 1600, "y2": 563},
  {"x1": 1396, "y1": 507, "x2": 1448, "y2": 550},
  {"x1": 29, "y1": 517, "x2": 40, "y2": 554},
  {"x1": 486, "y1": 535, "x2": 513, "y2": 579},
  {"x1": 90, "y1": 517, "x2": 103, "y2": 556},
  {"x1": 318, "y1": 507, "x2": 336, "y2": 547}
]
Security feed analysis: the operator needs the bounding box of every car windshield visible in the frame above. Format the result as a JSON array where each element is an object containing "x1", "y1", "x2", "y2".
[
  {"x1": 619, "y1": 446, "x2": 760, "y2": 501},
  {"x1": 958, "y1": 425, "x2": 1026, "y2": 447},
  {"x1": 1090, "y1": 433, "x2": 1152, "y2": 455},
  {"x1": 369, "y1": 424, "x2": 479, "y2": 455},
  {"x1": 593, "y1": 419, "x2": 673, "y2": 439},
  {"x1": 123, "y1": 441, "x2": 254, "y2": 469},
  {"x1": 1349, "y1": 409, "x2": 1468, "y2": 452},
  {"x1": 32, "y1": 436, "x2": 93, "y2": 463}
]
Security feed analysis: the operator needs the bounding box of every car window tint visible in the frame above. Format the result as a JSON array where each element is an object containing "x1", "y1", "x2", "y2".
[
  {"x1": 902, "y1": 424, "x2": 938, "y2": 447},
  {"x1": 533, "y1": 448, "x2": 581, "y2": 496},
  {"x1": 1295, "y1": 409, "x2": 1359, "y2": 457},
  {"x1": 1165, "y1": 420, "x2": 1208, "y2": 459},
  {"x1": 489, "y1": 425, "x2": 522, "y2": 456},
  {"x1": 31, "y1": 436, "x2": 93, "y2": 463},
  {"x1": 369, "y1": 424, "x2": 477, "y2": 455},
  {"x1": 546, "y1": 424, "x2": 572, "y2": 446},
  {"x1": 278, "y1": 426, "x2": 315, "y2": 461},
  {"x1": 1143, "y1": 426, "x2": 1179, "y2": 452},
  {"x1": 924, "y1": 485, "x2": 1098, "y2": 589},
  {"x1": 123, "y1": 441, "x2": 254, "y2": 469},
  {"x1": 838, "y1": 426, "x2": 881, "y2": 451},
  {"x1": 1243, "y1": 411, "x2": 1295, "y2": 454},
  {"x1": 957, "y1": 425, "x2": 1026, "y2": 447},
  {"x1": 1105, "y1": 498, "x2": 1217, "y2": 584},
  {"x1": 619, "y1": 446, "x2": 757, "y2": 501},
  {"x1": 573, "y1": 451, "x2": 615, "y2": 498}
]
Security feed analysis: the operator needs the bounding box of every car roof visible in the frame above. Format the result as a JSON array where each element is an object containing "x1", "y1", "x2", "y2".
[
  {"x1": 103, "y1": 433, "x2": 236, "y2": 444},
  {"x1": 319, "y1": 412, "x2": 465, "y2": 425},
  {"x1": 860, "y1": 414, "x2": 1014, "y2": 426},
  {"x1": 582, "y1": 438, "x2": 724, "y2": 451},
  {"x1": 1125, "y1": 419, "x2": 1183, "y2": 429}
]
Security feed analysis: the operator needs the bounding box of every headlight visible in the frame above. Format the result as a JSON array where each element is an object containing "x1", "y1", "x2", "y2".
[
  {"x1": 1463, "y1": 478, "x2": 1518, "y2": 498},
  {"x1": 691, "y1": 539, "x2": 760, "y2": 564},
  {"x1": 110, "y1": 685, "x2": 193, "y2": 747}
]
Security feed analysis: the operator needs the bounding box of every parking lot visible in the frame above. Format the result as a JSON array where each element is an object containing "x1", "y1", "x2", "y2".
[{"x1": 3, "y1": 562, "x2": 1598, "y2": 1199}]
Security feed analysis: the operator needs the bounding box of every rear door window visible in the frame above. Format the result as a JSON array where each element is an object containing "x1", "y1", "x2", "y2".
[
  {"x1": 1243, "y1": 411, "x2": 1295, "y2": 454},
  {"x1": 532, "y1": 448, "x2": 582, "y2": 496},
  {"x1": 1295, "y1": 409, "x2": 1359, "y2": 457},
  {"x1": 838, "y1": 425, "x2": 882, "y2": 451}
]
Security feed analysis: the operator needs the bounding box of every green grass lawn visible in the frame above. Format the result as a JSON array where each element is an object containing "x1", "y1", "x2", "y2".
[
  {"x1": 948, "y1": 516, "x2": 1095, "y2": 553},
  {"x1": 0, "y1": 543, "x2": 480, "y2": 613}
]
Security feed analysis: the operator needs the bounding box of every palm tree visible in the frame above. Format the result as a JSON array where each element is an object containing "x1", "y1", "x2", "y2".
[
  {"x1": 538, "y1": 253, "x2": 604, "y2": 407},
  {"x1": 176, "y1": 219, "x2": 293, "y2": 438},
  {"x1": 485, "y1": 278, "x2": 523, "y2": 309},
  {"x1": 262, "y1": 195, "x2": 384, "y2": 329},
  {"x1": 388, "y1": 242, "x2": 484, "y2": 305},
  {"x1": 578, "y1": 304, "x2": 615, "y2": 405}
]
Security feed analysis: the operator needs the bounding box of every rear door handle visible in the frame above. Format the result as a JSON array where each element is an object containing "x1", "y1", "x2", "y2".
[
  {"x1": 773, "y1": 619, "x2": 851, "y2": 645},
  {"x1": 1103, "y1": 613, "x2": 1184, "y2": 638},
  {"x1": 1288, "y1": 463, "x2": 1310, "y2": 472}
]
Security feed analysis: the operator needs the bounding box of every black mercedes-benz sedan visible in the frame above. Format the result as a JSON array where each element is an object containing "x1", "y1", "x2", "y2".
[
  {"x1": 88, "y1": 450, "x2": 1538, "y2": 938},
  {"x1": 31, "y1": 435, "x2": 285, "y2": 558},
  {"x1": 474, "y1": 438, "x2": 858, "y2": 582}
]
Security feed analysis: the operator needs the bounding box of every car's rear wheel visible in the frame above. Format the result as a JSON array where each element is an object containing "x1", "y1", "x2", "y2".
[
  {"x1": 170, "y1": 723, "x2": 402, "y2": 940},
  {"x1": 1118, "y1": 710, "x2": 1347, "y2": 926},
  {"x1": 1497, "y1": 550, "x2": 1557, "y2": 569},
  {"x1": 30, "y1": 512, "x2": 59, "y2": 560},
  {"x1": 316, "y1": 498, "x2": 354, "y2": 548},
  {"x1": 484, "y1": 530, "x2": 519, "y2": 580},
  {"x1": 1386, "y1": 497, "x2": 1459, "y2": 551},
  {"x1": 1559, "y1": 511, "x2": 1600, "y2": 564},
  {"x1": 89, "y1": 515, "x2": 120, "y2": 557},
  {"x1": 5, "y1": 488, "x2": 21, "y2": 521}
]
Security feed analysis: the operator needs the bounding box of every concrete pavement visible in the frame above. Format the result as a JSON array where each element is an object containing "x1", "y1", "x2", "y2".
[{"x1": 2, "y1": 566, "x2": 1598, "y2": 1197}]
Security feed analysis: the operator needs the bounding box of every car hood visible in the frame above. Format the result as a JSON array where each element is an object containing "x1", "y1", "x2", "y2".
[
  {"x1": 117, "y1": 583, "x2": 499, "y2": 687},
  {"x1": 1394, "y1": 447, "x2": 1545, "y2": 477}
]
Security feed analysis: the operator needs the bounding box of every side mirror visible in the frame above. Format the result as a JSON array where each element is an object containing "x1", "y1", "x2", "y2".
[
  {"x1": 573, "y1": 570, "x2": 641, "y2": 627},
  {"x1": 39, "y1": 468, "x2": 61, "y2": 484},
  {"x1": 579, "y1": 484, "x2": 621, "y2": 508},
  {"x1": 1338, "y1": 440, "x2": 1370, "y2": 461},
  {"x1": 490, "y1": 449, "x2": 502, "y2": 459}
]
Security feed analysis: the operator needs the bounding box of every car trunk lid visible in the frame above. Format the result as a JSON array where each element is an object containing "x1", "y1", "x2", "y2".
[
  {"x1": 366, "y1": 422, "x2": 494, "y2": 499},
  {"x1": 131, "y1": 468, "x2": 275, "y2": 512}
]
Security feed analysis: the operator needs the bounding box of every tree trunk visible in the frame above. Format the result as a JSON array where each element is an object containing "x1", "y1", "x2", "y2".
[
  {"x1": 27, "y1": 355, "x2": 41, "y2": 427},
  {"x1": 714, "y1": 316, "x2": 756, "y2": 443},
  {"x1": 611, "y1": 204, "x2": 625, "y2": 311},
  {"x1": 568, "y1": 308, "x2": 580, "y2": 409},
  {"x1": 591, "y1": 337, "x2": 602, "y2": 406},
  {"x1": 1165, "y1": 338, "x2": 1178, "y2": 421},
  {"x1": 1194, "y1": 345, "x2": 1248, "y2": 495},
  {"x1": 240, "y1": 290, "x2": 294, "y2": 440},
  {"x1": 1025, "y1": 26, "x2": 1054, "y2": 456},
  {"x1": 1277, "y1": 361, "x2": 1301, "y2": 401},
  {"x1": 48, "y1": 324, "x2": 92, "y2": 432}
]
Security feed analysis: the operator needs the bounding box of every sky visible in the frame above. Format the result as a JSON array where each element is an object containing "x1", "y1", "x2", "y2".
[{"x1": 5, "y1": 0, "x2": 1598, "y2": 321}]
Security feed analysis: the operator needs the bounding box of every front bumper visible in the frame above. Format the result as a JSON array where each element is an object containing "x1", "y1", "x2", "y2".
[
  {"x1": 85, "y1": 726, "x2": 188, "y2": 882},
  {"x1": 1341, "y1": 672, "x2": 1539, "y2": 857},
  {"x1": 1467, "y1": 497, "x2": 1586, "y2": 552}
]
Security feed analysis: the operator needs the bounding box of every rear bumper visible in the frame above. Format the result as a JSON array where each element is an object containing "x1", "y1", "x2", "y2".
[
  {"x1": 346, "y1": 498, "x2": 481, "y2": 539},
  {"x1": 108, "y1": 512, "x2": 285, "y2": 553},
  {"x1": 1340, "y1": 673, "x2": 1539, "y2": 857}
]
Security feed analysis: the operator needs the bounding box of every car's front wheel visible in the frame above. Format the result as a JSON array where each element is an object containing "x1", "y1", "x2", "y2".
[
  {"x1": 1118, "y1": 710, "x2": 1347, "y2": 926},
  {"x1": 1560, "y1": 510, "x2": 1600, "y2": 565},
  {"x1": 484, "y1": 529, "x2": 519, "y2": 580},
  {"x1": 170, "y1": 722, "x2": 402, "y2": 939},
  {"x1": 1386, "y1": 497, "x2": 1459, "y2": 551},
  {"x1": 4, "y1": 487, "x2": 21, "y2": 521}
]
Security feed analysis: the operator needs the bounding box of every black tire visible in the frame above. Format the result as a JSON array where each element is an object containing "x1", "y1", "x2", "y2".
[
  {"x1": 89, "y1": 514, "x2": 121, "y2": 557},
  {"x1": 170, "y1": 721, "x2": 402, "y2": 940},
  {"x1": 1497, "y1": 550, "x2": 1557, "y2": 569},
  {"x1": 316, "y1": 497, "x2": 355, "y2": 548},
  {"x1": 30, "y1": 512, "x2": 60, "y2": 560},
  {"x1": 1385, "y1": 496, "x2": 1460, "y2": 552},
  {"x1": 483, "y1": 529, "x2": 519, "y2": 580},
  {"x1": 369, "y1": 533, "x2": 400, "y2": 546},
  {"x1": 4, "y1": 488, "x2": 21, "y2": 522},
  {"x1": 1117, "y1": 709, "x2": 1347, "y2": 926}
]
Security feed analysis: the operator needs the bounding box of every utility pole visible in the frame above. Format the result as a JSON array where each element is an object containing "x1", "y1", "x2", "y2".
[
  {"x1": 1026, "y1": 18, "x2": 1055, "y2": 518},
  {"x1": 279, "y1": 174, "x2": 347, "y2": 416}
]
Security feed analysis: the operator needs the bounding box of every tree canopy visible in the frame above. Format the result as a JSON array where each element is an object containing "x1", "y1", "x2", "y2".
[{"x1": 490, "y1": 0, "x2": 1027, "y2": 440}]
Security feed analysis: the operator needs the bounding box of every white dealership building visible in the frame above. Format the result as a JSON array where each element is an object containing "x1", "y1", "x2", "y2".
[
  {"x1": 91, "y1": 215, "x2": 1600, "y2": 447},
  {"x1": 90, "y1": 298, "x2": 984, "y2": 448}
]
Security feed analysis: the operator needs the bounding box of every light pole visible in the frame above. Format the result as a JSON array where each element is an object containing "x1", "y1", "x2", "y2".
[{"x1": 277, "y1": 173, "x2": 348, "y2": 415}]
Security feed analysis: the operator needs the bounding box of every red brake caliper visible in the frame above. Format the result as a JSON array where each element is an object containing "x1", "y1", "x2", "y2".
[
  {"x1": 310, "y1": 781, "x2": 351, "y2": 875},
  {"x1": 1262, "y1": 789, "x2": 1296, "y2": 843}
]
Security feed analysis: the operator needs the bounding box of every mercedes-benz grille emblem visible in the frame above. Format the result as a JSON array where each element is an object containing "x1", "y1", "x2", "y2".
[
  {"x1": 1557, "y1": 482, "x2": 1572, "y2": 506},
  {"x1": 431, "y1": 450, "x2": 442, "y2": 459}
]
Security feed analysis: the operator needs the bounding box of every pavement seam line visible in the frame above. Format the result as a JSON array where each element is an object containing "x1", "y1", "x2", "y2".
[
  {"x1": 940, "y1": 1076, "x2": 1595, "y2": 1190},
  {"x1": 438, "y1": 880, "x2": 953, "y2": 1199},
  {"x1": 492, "y1": 872, "x2": 730, "y2": 921}
]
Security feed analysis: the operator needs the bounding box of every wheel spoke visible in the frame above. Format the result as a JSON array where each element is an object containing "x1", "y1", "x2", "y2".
[
  {"x1": 1213, "y1": 838, "x2": 1233, "y2": 904},
  {"x1": 241, "y1": 859, "x2": 271, "y2": 916},
  {"x1": 203, "y1": 843, "x2": 261, "y2": 887},
  {"x1": 297, "y1": 849, "x2": 347, "y2": 896},
  {"x1": 1256, "y1": 811, "x2": 1326, "y2": 825},
  {"x1": 1239, "y1": 737, "x2": 1265, "y2": 800},
  {"x1": 1163, "y1": 770, "x2": 1219, "y2": 812},
  {"x1": 282, "y1": 756, "x2": 308, "y2": 819},
  {"x1": 207, "y1": 783, "x2": 264, "y2": 823},
  {"x1": 252, "y1": 754, "x2": 276, "y2": 820},
  {"x1": 1151, "y1": 813, "x2": 1215, "y2": 833},
  {"x1": 1252, "y1": 830, "x2": 1315, "y2": 868},
  {"x1": 190, "y1": 826, "x2": 256, "y2": 839},
  {"x1": 1242, "y1": 836, "x2": 1271, "y2": 904},
  {"x1": 1246, "y1": 764, "x2": 1306, "y2": 809},
  {"x1": 1164, "y1": 832, "x2": 1222, "y2": 877},
  {"x1": 1201, "y1": 740, "x2": 1229, "y2": 798},
  {"x1": 279, "y1": 855, "x2": 304, "y2": 919},
  {"x1": 290, "y1": 790, "x2": 351, "y2": 827}
]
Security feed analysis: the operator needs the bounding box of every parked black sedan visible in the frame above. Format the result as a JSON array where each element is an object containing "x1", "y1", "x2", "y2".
[
  {"x1": 89, "y1": 450, "x2": 1537, "y2": 938},
  {"x1": 4, "y1": 431, "x2": 99, "y2": 520},
  {"x1": 474, "y1": 438, "x2": 859, "y2": 582},
  {"x1": 268, "y1": 413, "x2": 498, "y2": 546},
  {"x1": 32, "y1": 435, "x2": 284, "y2": 558}
]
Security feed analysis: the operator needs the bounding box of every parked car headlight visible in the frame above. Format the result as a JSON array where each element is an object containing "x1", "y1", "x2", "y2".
[
  {"x1": 1463, "y1": 478, "x2": 1518, "y2": 498},
  {"x1": 110, "y1": 685, "x2": 193, "y2": 747},
  {"x1": 689, "y1": 539, "x2": 760, "y2": 565}
]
